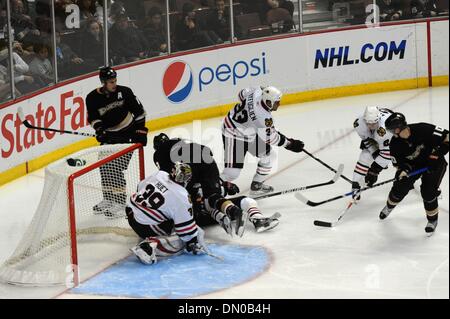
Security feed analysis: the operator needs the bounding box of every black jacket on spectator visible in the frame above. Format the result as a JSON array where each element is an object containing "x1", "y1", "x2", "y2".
[
  {"x1": 109, "y1": 23, "x2": 150, "y2": 62},
  {"x1": 143, "y1": 23, "x2": 167, "y2": 57},
  {"x1": 410, "y1": 0, "x2": 439, "y2": 17},
  {"x1": 80, "y1": 30, "x2": 105, "y2": 68},
  {"x1": 206, "y1": 9, "x2": 231, "y2": 41},
  {"x1": 174, "y1": 16, "x2": 219, "y2": 51},
  {"x1": 378, "y1": 0, "x2": 405, "y2": 21}
]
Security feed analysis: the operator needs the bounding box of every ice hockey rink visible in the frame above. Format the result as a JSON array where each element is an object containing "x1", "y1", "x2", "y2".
[{"x1": 0, "y1": 86, "x2": 448, "y2": 299}]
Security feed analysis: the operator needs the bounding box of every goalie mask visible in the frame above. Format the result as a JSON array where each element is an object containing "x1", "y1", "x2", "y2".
[{"x1": 171, "y1": 162, "x2": 193, "y2": 186}]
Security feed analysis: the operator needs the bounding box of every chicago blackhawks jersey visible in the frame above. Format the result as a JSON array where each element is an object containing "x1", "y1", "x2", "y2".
[
  {"x1": 222, "y1": 87, "x2": 288, "y2": 147},
  {"x1": 354, "y1": 108, "x2": 394, "y2": 169},
  {"x1": 127, "y1": 171, "x2": 198, "y2": 242}
]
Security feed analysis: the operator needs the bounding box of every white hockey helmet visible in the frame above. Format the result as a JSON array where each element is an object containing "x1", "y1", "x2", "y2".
[
  {"x1": 261, "y1": 86, "x2": 283, "y2": 111},
  {"x1": 364, "y1": 106, "x2": 381, "y2": 127}
]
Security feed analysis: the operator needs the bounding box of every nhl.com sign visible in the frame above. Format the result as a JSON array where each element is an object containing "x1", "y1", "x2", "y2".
[{"x1": 162, "y1": 52, "x2": 269, "y2": 103}]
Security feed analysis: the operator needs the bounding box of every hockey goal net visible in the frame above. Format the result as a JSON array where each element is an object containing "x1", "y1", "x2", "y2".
[{"x1": 0, "y1": 144, "x2": 145, "y2": 287}]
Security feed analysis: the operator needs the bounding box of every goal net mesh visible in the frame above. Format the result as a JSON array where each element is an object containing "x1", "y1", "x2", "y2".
[{"x1": 0, "y1": 144, "x2": 144, "y2": 286}]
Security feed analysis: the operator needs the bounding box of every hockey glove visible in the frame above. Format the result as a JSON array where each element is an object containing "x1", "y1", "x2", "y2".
[
  {"x1": 222, "y1": 181, "x2": 240, "y2": 196},
  {"x1": 285, "y1": 139, "x2": 305, "y2": 153},
  {"x1": 185, "y1": 237, "x2": 206, "y2": 255},
  {"x1": 365, "y1": 162, "x2": 383, "y2": 187},
  {"x1": 134, "y1": 126, "x2": 149, "y2": 146},
  {"x1": 395, "y1": 164, "x2": 413, "y2": 180},
  {"x1": 351, "y1": 181, "x2": 362, "y2": 201}
]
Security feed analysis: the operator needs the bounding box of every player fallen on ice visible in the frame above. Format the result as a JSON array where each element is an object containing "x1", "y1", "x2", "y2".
[
  {"x1": 221, "y1": 86, "x2": 305, "y2": 196},
  {"x1": 191, "y1": 182, "x2": 281, "y2": 235},
  {"x1": 153, "y1": 133, "x2": 279, "y2": 236},
  {"x1": 380, "y1": 113, "x2": 449, "y2": 234},
  {"x1": 86, "y1": 66, "x2": 148, "y2": 218},
  {"x1": 127, "y1": 162, "x2": 209, "y2": 265},
  {"x1": 351, "y1": 106, "x2": 394, "y2": 201}
]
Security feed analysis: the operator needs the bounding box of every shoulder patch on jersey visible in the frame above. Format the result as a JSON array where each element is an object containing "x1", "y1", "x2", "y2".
[
  {"x1": 377, "y1": 127, "x2": 387, "y2": 137},
  {"x1": 353, "y1": 119, "x2": 359, "y2": 128},
  {"x1": 265, "y1": 118, "x2": 273, "y2": 127}
]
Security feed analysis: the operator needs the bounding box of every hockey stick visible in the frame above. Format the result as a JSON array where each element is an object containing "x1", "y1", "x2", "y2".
[
  {"x1": 303, "y1": 149, "x2": 353, "y2": 184},
  {"x1": 295, "y1": 167, "x2": 429, "y2": 207},
  {"x1": 313, "y1": 200, "x2": 356, "y2": 228},
  {"x1": 200, "y1": 247, "x2": 225, "y2": 262},
  {"x1": 253, "y1": 164, "x2": 344, "y2": 200},
  {"x1": 17, "y1": 107, "x2": 96, "y2": 138}
]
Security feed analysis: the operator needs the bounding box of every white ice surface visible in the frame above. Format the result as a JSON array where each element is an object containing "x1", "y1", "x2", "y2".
[{"x1": 0, "y1": 87, "x2": 448, "y2": 299}]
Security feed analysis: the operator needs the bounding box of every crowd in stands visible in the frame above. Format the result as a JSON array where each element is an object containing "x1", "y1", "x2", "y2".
[{"x1": 0, "y1": 0, "x2": 448, "y2": 101}]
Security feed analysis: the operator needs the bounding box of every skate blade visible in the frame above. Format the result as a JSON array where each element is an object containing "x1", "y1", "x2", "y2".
[
  {"x1": 256, "y1": 219, "x2": 280, "y2": 233},
  {"x1": 236, "y1": 211, "x2": 249, "y2": 238}
]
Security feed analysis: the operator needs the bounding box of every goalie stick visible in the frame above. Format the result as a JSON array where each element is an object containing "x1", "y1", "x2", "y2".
[
  {"x1": 295, "y1": 167, "x2": 429, "y2": 207},
  {"x1": 253, "y1": 164, "x2": 344, "y2": 200},
  {"x1": 17, "y1": 107, "x2": 96, "y2": 138}
]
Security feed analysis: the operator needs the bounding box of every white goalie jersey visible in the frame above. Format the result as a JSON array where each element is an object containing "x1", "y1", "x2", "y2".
[
  {"x1": 222, "y1": 87, "x2": 287, "y2": 147},
  {"x1": 353, "y1": 108, "x2": 394, "y2": 169},
  {"x1": 127, "y1": 171, "x2": 198, "y2": 242}
]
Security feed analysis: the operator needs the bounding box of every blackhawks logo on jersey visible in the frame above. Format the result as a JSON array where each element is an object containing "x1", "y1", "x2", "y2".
[
  {"x1": 377, "y1": 127, "x2": 387, "y2": 137},
  {"x1": 265, "y1": 118, "x2": 273, "y2": 127}
]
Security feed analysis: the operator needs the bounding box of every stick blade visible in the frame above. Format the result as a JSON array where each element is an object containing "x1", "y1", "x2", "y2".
[
  {"x1": 294, "y1": 193, "x2": 320, "y2": 207},
  {"x1": 314, "y1": 220, "x2": 334, "y2": 228},
  {"x1": 332, "y1": 164, "x2": 345, "y2": 183}
]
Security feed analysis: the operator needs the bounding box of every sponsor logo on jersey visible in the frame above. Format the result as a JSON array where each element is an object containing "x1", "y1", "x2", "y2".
[
  {"x1": 163, "y1": 61, "x2": 194, "y2": 103},
  {"x1": 377, "y1": 127, "x2": 386, "y2": 137},
  {"x1": 406, "y1": 144, "x2": 425, "y2": 161},
  {"x1": 162, "y1": 53, "x2": 268, "y2": 103}
]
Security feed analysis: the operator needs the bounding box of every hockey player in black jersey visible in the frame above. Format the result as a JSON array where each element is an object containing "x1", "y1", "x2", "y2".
[
  {"x1": 380, "y1": 113, "x2": 449, "y2": 234},
  {"x1": 86, "y1": 66, "x2": 148, "y2": 218},
  {"x1": 153, "y1": 133, "x2": 280, "y2": 236}
]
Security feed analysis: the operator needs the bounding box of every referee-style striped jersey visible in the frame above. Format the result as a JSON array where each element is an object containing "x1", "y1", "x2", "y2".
[
  {"x1": 127, "y1": 171, "x2": 198, "y2": 242},
  {"x1": 222, "y1": 87, "x2": 288, "y2": 147}
]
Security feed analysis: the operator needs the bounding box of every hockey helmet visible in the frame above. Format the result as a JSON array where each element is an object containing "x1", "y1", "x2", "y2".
[
  {"x1": 385, "y1": 112, "x2": 408, "y2": 134},
  {"x1": 99, "y1": 66, "x2": 117, "y2": 83},
  {"x1": 153, "y1": 133, "x2": 170, "y2": 151},
  {"x1": 261, "y1": 86, "x2": 283, "y2": 111}
]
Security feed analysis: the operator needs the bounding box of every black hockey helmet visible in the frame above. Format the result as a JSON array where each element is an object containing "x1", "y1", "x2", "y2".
[
  {"x1": 385, "y1": 112, "x2": 408, "y2": 134},
  {"x1": 153, "y1": 133, "x2": 170, "y2": 151},
  {"x1": 99, "y1": 66, "x2": 117, "y2": 83}
]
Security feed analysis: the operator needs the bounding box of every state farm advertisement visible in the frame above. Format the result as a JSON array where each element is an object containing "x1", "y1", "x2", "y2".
[{"x1": 0, "y1": 82, "x2": 98, "y2": 172}]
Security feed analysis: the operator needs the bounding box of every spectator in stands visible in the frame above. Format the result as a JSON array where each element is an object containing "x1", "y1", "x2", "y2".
[
  {"x1": 206, "y1": 0, "x2": 231, "y2": 41},
  {"x1": 174, "y1": 2, "x2": 222, "y2": 51},
  {"x1": 80, "y1": 19, "x2": 104, "y2": 69},
  {"x1": 78, "y1": 0, "x2": 100, "y2": 26},
  {"x1": 143, "y1": 7, "x2": 168, "y2": 57},
  {"x1": 108, "y1": 1, "x2": 127, "y2": 26},
  {"x1": 109, "y1": 14, "x2": 149, "y2": 63},
  {"x1": 10, "y1": 0, "x2": 41, "y2": 44},
  {"x1": 410, "y1": 0, "x2": 439, "y2": 18},
  {"x1": 378, "y1": 0, "x2": 405, "y2": 21},
  {"x1": 29, "y1": 43, "x2": 54, "y2": 85},
  {"x1": 55, "y1": 31, "x2": 88, "y2": 80},
  {"x1": 0, "y1": 39, "x2": 38, "y2": 95},
  {"x1": 265, "y1": 0, "x2": 294, "y2": 33}
]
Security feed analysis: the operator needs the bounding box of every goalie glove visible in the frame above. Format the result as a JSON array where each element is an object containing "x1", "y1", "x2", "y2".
[
  {"x1": 365, "y1": 162, "x2": 383, "y2": 187},
  {"x1": 185, "y1": 228, "x2": 207, "y2": 255},
  {"x1": 285, "y1": 138, "x2": 305, "y2": 153}
]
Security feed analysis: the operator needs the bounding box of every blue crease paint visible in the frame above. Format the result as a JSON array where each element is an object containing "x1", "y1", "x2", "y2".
[{"x1": 72, "y1": 244, "x2": 270, "y2": 299}]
